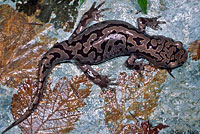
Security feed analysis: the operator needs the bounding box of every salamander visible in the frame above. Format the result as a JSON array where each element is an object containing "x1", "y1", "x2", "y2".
[{"x1": 2, "y1": 1, "x2": 187, "y2": 133}]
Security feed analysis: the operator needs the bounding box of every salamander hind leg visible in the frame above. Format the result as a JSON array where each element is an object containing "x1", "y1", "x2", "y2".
[
  {"x1": 76, "y1": 63, "x2": 118, "y2": 92},
  {"x1": 137, "y1": 16, "x2": 166, "y2": 32},
  {"x1": 71, "y1": 1, "x2": 109, "y2": 38}
]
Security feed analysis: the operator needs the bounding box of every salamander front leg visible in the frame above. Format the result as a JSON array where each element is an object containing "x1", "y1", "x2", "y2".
[
  {"x1": 71, "y1": 1, "x2": 109, "y2": 38},
  {"x1": 124, "y1": 54, "x2": 147, "y2": 75},
  {"x1": 137, "y1": 16, "x2": 166, "y2": 32},
  {"x1": 76, "y1": 63, "x2": 117, "y2": 92}
]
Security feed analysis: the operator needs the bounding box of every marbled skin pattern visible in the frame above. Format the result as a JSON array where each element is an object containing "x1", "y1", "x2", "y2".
[{"x1": 2, "y1": 1, "x2": 187, "y2": 133}]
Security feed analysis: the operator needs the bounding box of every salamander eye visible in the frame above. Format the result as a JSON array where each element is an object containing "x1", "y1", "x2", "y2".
[{"x1": 174, "y1": 41, "x2": 183, "y2": 49}]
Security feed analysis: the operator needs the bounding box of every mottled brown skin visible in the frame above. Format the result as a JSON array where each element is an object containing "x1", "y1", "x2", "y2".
[{"x1": 2, "y1": 1, "x2": 187, "y2": 133}]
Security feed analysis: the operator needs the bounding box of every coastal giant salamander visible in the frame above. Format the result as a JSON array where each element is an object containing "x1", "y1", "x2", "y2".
[{"x1": 2, "y1": 1, "x2": 187, "y2": 133}]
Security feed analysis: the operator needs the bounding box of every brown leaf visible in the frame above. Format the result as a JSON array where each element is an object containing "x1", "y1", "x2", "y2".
[
  {"x1": 100, "y1": 66, "x2": 167, "y2": 133},
  {"x1": 188, "y1": 39, "x2": 200, "y2": 61},
  {"x1": 37, "y1": 0, "x2": 79, "y2": 32},
  {"x1": 119, "y1": 119, "x2": 168, "y2": 134},
  {"x1": 0, "y1": 5, "x2": 56, "y2": 88},
  {"x1": 11, "y1": 75, "x2": 92, "y2": 134}
]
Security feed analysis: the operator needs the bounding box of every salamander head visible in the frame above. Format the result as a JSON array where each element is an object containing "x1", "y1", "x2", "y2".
[{"x1": 166, "y1": 41, "x2": 187, "y2": 69}]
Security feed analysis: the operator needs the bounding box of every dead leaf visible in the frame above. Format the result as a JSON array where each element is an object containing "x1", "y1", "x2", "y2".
[
  {"x1": 0, "y1": 4, "x2": 56, "y2": 88},
  {"x1": 188, "y1": 39, "x2": 200, "y2": 61},
  {"x1": 100, "y1": 66, "x2": 167, "y2": 133},
  {"x1": 118, "y1": 119, "x2": 169, "y2": 134},
  {"x1": 11, "y1": 74, "x2": 92, "y2": 134},
  {"x1": 12, "y1": 0, "x2": 40, "y2": 16},
  {"x1": 10, "y1": 0, "x2": 79, "y2": 32},
  {"x1": 37, "y1": 0, "x2": 79, "y2": 32}
]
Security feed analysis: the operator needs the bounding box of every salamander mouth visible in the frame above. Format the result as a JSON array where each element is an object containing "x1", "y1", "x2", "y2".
[{"x1": 168, "y1": 61, "x2": 178, "y2": 68}]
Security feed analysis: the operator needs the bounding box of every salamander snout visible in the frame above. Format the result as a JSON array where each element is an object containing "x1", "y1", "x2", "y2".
[{"x1": 168, "y1": 41, "x2": 187, "y2": 69}]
